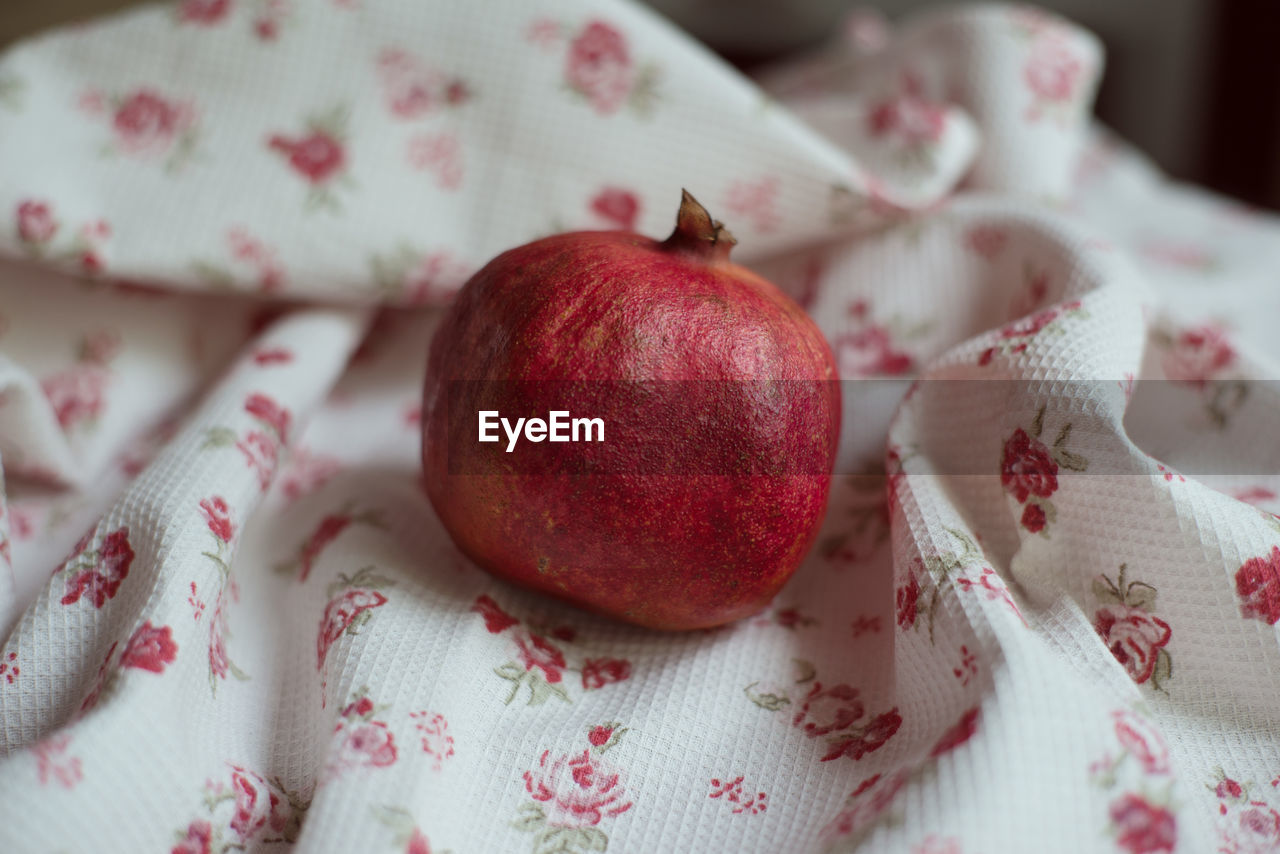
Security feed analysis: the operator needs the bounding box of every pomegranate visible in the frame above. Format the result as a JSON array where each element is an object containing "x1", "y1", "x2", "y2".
[{"x1": 422, "y1": 191, "x2": 839, "y2": 630}]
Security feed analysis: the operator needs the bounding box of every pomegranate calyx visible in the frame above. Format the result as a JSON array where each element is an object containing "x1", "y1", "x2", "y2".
[{"x1": 661, "y1": 189, "x2": 737, "y2": 263}]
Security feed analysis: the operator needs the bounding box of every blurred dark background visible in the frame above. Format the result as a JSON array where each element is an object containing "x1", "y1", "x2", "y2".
[{"x1": 5, "y1": 0, "x2": 1278, "y2": 210}]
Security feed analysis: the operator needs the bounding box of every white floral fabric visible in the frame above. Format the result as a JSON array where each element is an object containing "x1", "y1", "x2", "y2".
[{"x1": 0, "y1": 2, "x2": 1278, "y2": 853}]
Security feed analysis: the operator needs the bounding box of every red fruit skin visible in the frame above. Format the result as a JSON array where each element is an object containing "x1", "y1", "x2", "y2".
[{"x1": 422, "y1": 230, "x2": 839, "y2": 630}]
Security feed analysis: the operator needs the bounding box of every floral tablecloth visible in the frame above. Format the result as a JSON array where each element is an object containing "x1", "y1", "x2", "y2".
[{"x1": 0, "y1": 1, "x2": 1278, "y2": 852}]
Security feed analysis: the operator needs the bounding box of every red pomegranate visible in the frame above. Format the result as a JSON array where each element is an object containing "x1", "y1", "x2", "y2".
[{"x1": 422, "y1": 191, "x2": 839, "y2": 630}]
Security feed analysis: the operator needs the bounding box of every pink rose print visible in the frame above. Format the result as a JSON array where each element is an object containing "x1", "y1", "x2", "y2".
[
  {"x1": 16, "y1": 199, "x2": 58, "y2": 245},
  {"x1": 866, "y1": 89, "x2": 947, "y2": 170},
  {"x1": 120, "y1": 621, "x2": 178, "y2": 673},
  {"x1": 588, "y1": 725, "x2": 613, "y2": 747},
  {"x1": 316, "y1": 567, "x2": 395, "y2": 670},
  {"x1": 724, "y1": 176, "x2": 781, "y2": 234},
  {"x1": 589, "y1": 187, "x2": 640, "y2": 230},
  {"x1": 930, "y1": 707, "x2": 981, "y2": 758},
  {"x1": 377, "y1": 48, "x2": 471, "y2": 118},
  {"x1": 326, "y1": 688, "x2": 398, "y2": 780},
  {"x1": 112, "y1": 90, "x2": 193, "y2": 154},
  {"x1": 522, "y1": 748, "x2": 633, "y2": 826},
  {"x1": 1221, "y1": 803, "x2": 1280, "y2": 854},
  {"x1": 279, "y1": 446, "x2": 342, "y2": 501},
  {"x1": 581, "y1": 657, "x2": 631, "y2": 691},
  {"x1": 564, "y1": 20, "x2": 641, "y2": 115},
  {"x1": 472, "y1": 594, "x2": 519, "y2": 634},
  {"x1": 1161, "y1": 324, "x2": 1234, "y2": 389},
  {"x1": 171, "y1": 819, "x2": 214, "y2": 854},
  {"x1": 820, "y1": 707, "x2": 902, "y2": 763},
  {"x1": 369, "y1": 246, "x2": 472, "y2": 306},
  {"x1": 177, "y1": 0, "x2": 231, "y2": 25},
  {"x1": 226, "y1": 227, "x2": 286, "y2": 292},
  {"x1": 228, "y1": 766, "x2": 290, "y2": 842},
  {"x1": 0, "y1": 652, "x2": 19, "y2": 685},
  {"x1": 245, "y1": 392, "x2": 290, "y2": 442},
  {"x1": 373, "y1": 806, "x2": 436, "y2": 854},
  {"x1": 709, "y1": 775, "x2": 768, "y2": 815},
  {"x1": 912, "y1": 836, "x2": 965, "y2": 854},
  {"x1": 251, "y1": 0, "x2": 291, "y2": 41},
  {"x1": 267, "y1": 105, "x2": 354, "y2": 212},
  {"x1": 1139, "y1": 240, "x2": 1218, "y2": 272},
  {"x1": 793, "y1": 682, "x2": 865, "y2": 737},
  {"x1": 1215, "y1": 774, "x2": 1246, "y2": 803},
  {"x1": 895, "y1": 573, "x2": 920, "y2": 629},
  {"x1": 59, "y1": 526, "x2": 135, "y2": 608},
  {"x1": 1024, "y1": 35, "x2": 1085, "y2": 123},
  {"x1": 199, "y1": 496, "x2": 234, "y2": 544},
  {"x1": 1111, "y1": 709, "x2": 1170, "y2": 776},
  {"x1": 235, "y1": 430, "x2": 278, "y2": 491},
  {"x1": 1109, "y1": 793, "x2": 1176, "y2": 854},
  {"x1": 836, "y1": 325, "x2": 914, "y2": 377},
  {"x1": 278, "y1": 507, "x2": 381, "y2": 582},
  {"x1": 411, "y1": 711, "x2": 454, "y2": 771},
  {"x1": 42, "y1": 366, "x2": 109, "y2": 431},
  {"x1": 33, "y1": 735, "x2": 83, "y2": 789},
  {"x1": 1001, "y1": 427, "x2": 1058, "y2": 503},
  {"x1": 515, "y1": 632, "x2": 567, "y2": 684},
  {"x1": 1000, "y1": 406, "x2": 1087, "y2": 534},
  {"x1": 209, "y1": 596, "x2": 230, "y2": 680},
  {"x1": 172, "y1": 764, "x2": 305, "y2": 849},
  {"x1": 1095, "y1": 607, "x2": 1172, "y2": 685},
  {"x1": 252, "y1": 347, "x2": 292, "y2": 365},
  {"x1": 1235, "y1": 546, "x2": 1280, "y2": 626},
  {"x1": 851, "y1": 615, "x2": 882, "y2": 637},
  {"x1": 821, "y1": 771, "x2": 909, "y2": 845},
  {"x1": 964, "y1": 225, "x2": 1007, "y2": 260},
  {"x1": 406, "y1": 132, "x2": 463, "y2": 190},
  {"x1": 1094, "y1": 564, "x2": 1173, "y2": 688}
]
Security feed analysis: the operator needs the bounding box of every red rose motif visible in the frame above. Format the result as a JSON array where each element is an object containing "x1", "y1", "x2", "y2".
[
  {"x1": 317, "y1": 589, "x2": 389, "y2": 668},
  {"x1": 298, "y1": 515, "x2": 351, "y2": 582},
  {"x1": 17, "y1": 200, "x2": 58, "y2": 244},
  {"x1": 792, "y1": 682, "x2": 865, "y2": 737},
  {"x1": 199, "y1": 496, "x2": 234, "y2": 543},
  {"x1": 588, "y1": 725, "x2": 615, "y2": 747},
  {"x1": 209, "y1": 602, "x2": 229, "y2": 680},
  {"x1": 1108, "y1": 793, "x2": 1176, "y2": 854},
  {"x1": 268, "y1": 132, "x2": 346, "y2": 184},
  {"x1": 42, "y1": 366, "x2": 108, "y2": 430},
  {"x1": 565, "y1": 21, "x2": 634, "y2": 114},
  {"x1": 112, "y1": 90, "x2": 189, "y2": 155},
  {"x1": 1226, "y1": 804, "x2": 1280, "y2": 854},
  {"x1": 895, "y1": 574, "x2": 920, "y2": 629},
  {"x1": 1216, "y1": 778, "x2": 1245, "y2": 800},
  {"x1": 229, "y1": 767, "x2": 288, "y2": 843},
  {"x1": 523, "y1": 749, "x2": 633, "y2": 827},
  {"x1": 837, "y1": 326, "x2": 913, "y2": 377},
  {"x1": 471, "y1": 594, "x2": 519, "y2": 633},
  {"x1": 581, "y1": 658, "x2": 631, "y2": 691},
  {"x1": 338, "y1": 720, "x2": 398, "y2": 768},
  {"x1": 1162, "y1": 325, "x2": 1234, "y2": 389},
  {"x1": 1024, "y1": 37, "x2": 1082, "y2": 103},
  {"x1": 589, "y1": 188, "x2": 640, "y2": 230},
  {"x1": 1001, "y1": 308, "x2": 1059, "y2": 339},
  {"x1": 1020, "y1": 503, "x2": 1047, "y2": 532},
  {"x1": 1001, "y1": 427, "x2": 1058, "y2": 503},
  {"x1": 178, "y1": 0, "x2": 231, "y2": 24},
  {"x1": 245, "y1": 393, "x2": 291, "y2": 441},
  {"x1": 1111, "y1": 709, "x2": 1169, "y2": 775},
  {"x1": 515, "y1": 632, "x2": 566, "y2": 683},
  {"x1": 1094, "y1": 605, "x2": 1172, "y2": 684},
  {"x1": 236, "y1": 430, "x2": 278, "y2": 491},
  {"x1": 867, "y1": 96, "x2": 946, "y2": 146},
  {"x1": 930, "y1": 707, "x2": 981, "y2": 758},
  {"x1": 342, "y1": 696, "x2": 375, "y2": 719},
  {"x1": 407, "y1": 828, "x2": 431, "y2": 854},
  {"x1": 60, "y1": 527, "x2": 134, "y2": 608},
  {"x1": 120, "y1": 621, "x2": 178, "y2": 673},
  {"x1": 171, "y1": 819, "x2": 214, "y2": 854},
  {"x1": 820, "y1": 708, "x2": 903, "y2": 762},
  {"x1": 1235, "y1": 545, "x2": 1280, "y2": 625}
]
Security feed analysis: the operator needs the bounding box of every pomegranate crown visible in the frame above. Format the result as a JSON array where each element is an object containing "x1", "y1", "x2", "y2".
[{"x1": 661, "y1": 189, "x2": 737, "y2": 262}]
